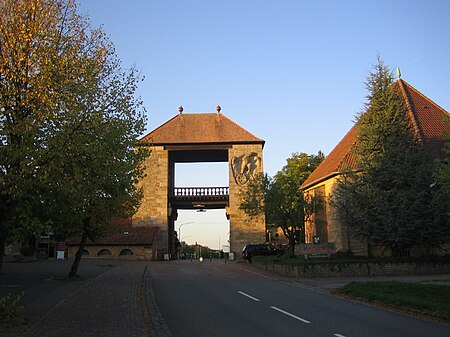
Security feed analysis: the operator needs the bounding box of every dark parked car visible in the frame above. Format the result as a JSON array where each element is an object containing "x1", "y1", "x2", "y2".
[{"x1": 242, "y1": 244, "x2": 280, "y2": 262}]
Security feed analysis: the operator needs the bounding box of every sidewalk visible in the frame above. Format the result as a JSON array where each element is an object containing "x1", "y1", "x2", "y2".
[{"x1": 0, "y1": 259, "x2": 167, "y2": 337}]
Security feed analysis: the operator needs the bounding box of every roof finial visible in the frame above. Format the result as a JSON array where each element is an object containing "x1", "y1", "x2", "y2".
[
  {"x1": 216, "y1": 105, "x2": 221, "y2": 113},
  {"x1": 178, "y1": 105, "x2": 183, "y2": 114},
  {"x1": 397, "y1": 67, "x2": 402, "y2": 80}
]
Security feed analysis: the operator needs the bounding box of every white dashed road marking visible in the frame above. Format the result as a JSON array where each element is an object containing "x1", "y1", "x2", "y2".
[
  {"x1": 238, "y1": 291, "x2": 260, "y2": 302},
  {"x1": 270, "y1": 306, "x2": 311, "y2": 324},
  {"x1": 237, "y1": 292, "x2": 349, "y2": 335}
]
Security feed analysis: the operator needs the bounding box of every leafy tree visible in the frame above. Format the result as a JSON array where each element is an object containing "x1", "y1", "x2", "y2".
[
  {"x1": 331, "y1": 57, "x2": 450, "y2": 256},
  {"x1": 240, "y1": 152, "x2": 324, "y2": 257},
  {"x1": 0, "y1": 0, "x2": 148, "y2": 274},
  {"x1": 0, "y1": 0, "x2": 70, "y2": 270},
  {"x1": 179, "y1": 243, "x2": 218, "y2": 259},
  {"x1": 238, "y1": 173, "x2": 272, "y2": 219}
]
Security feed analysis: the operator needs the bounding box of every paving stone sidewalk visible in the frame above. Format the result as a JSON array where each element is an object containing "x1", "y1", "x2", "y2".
[
  {"x1": 21, "y1": 262, "x2": 149, "y2": 337},
  {"x1": 0, "y1": 260, "x2": 173, "y2": 337}
]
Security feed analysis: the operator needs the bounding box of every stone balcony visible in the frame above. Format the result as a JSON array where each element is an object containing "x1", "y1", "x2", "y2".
[{"x1": 169, "y1": 187, "x2": 229, "y2": 209}]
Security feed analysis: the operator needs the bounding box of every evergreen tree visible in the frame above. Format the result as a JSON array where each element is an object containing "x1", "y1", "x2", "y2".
[
  {"x1": 332, "y1": 57, "x2": 450, "y2": 256},
  {"x1": 437, "y1": 115, "x2": 450, "y2": 196}
]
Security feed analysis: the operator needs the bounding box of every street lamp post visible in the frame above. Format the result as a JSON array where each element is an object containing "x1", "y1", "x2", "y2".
[
  {"x1": 178, "y1": 221, "x2": 194, "y2": 244},
  {"x1": 178, "y1": 221, "x2": 194, "y2": 259}
]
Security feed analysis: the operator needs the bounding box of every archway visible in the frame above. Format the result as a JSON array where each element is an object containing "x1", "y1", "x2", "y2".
[{"x1": 133, "y1": 108, "x2": 266, "y2": 259}]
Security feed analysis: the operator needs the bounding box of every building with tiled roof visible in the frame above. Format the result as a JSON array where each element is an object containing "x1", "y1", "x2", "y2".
[
  {"x1": 301, "y1": 79, "x2": 450, "y2": 255},
  {"x1": 68, "y1": 218, "x2": 159, "y2": 260},
  {"x1": 140, "y1": 108, "x2": 265, "y2": 146}
]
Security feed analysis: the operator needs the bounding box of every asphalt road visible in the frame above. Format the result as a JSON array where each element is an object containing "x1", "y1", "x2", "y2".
[{"x1": 149, "y1": 259, "x2": 450, "y2": 337}]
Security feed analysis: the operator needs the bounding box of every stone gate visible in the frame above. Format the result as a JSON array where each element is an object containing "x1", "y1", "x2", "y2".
[{"x1": 133, "y1": 106, "x2": 266, "y2": 259}]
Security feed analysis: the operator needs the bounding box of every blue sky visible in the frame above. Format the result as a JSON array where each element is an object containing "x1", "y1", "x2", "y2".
[{"x1": 78, "y1": 0, "x2": 450, "y2": 249}]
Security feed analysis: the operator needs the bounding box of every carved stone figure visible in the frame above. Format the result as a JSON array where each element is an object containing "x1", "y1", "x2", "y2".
[{"x1": 231, "y1": 152, "x2": 262, "y2": 185}]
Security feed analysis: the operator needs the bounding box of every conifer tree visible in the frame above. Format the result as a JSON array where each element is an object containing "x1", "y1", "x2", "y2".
[{"x1": 331, "y1": 57, "x2": 450, "y2": 256}]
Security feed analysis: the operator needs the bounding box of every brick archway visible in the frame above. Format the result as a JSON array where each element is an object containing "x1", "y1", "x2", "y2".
[{"x1": 133, "y1": 108, "x2": 266, "y2": 259}]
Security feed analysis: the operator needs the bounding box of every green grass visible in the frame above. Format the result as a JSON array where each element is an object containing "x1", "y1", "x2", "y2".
[{"x1": 335, "y1": 281, "x2": 450, "y2": 321}]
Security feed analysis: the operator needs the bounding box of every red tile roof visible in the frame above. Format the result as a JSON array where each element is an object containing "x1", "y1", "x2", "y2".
[
  {"x1": 397, "y1": 79, "x2": 450, "y2": 156},
  {"x1": 68, "y1": 218, "x2": 159, "y2": 246},
  {"x1": 301, "y1": 79, "x2": 450, "y2": 190},
  {"x1": 140, "y1": 112, "x2": 265, "y2": 146}
]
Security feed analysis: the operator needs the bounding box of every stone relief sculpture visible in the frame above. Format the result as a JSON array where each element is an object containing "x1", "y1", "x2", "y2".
[{"x1": 231, "y1": 152, "x2": 262, "y2": 185}]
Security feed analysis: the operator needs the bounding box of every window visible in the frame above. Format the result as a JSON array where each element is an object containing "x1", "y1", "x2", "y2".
[
  {"x1": 119, "y1": 249, "x2": 134, "y2": 256},
  {"x1": 97, "y1": 249, "x2": 112, "y2": 257}
]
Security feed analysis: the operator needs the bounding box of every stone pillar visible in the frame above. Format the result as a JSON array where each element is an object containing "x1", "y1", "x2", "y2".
[
  {"x1": 132, "y1": 146, "x2": 169, "y2": 258},
  {"x1": 227, "y1": 144, "x2": 265, "y2": 258}
]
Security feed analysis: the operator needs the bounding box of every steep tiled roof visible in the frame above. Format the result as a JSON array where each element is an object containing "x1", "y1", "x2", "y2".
[
  {"x1": 140, "y1": 112, "x2": 265, "y2": 146},
  {"x1": 301, "y1": 79, "x2": 450, "y2": 190},
  {"x1": 301, "y1": 124, "x2": 359, "y2": 190},
  {"x1": 397, "y1": 79, "x2": 450, "y2": 156},
  {"x1": 68, "y1": 218, "x2": 159, "y2": 246}
]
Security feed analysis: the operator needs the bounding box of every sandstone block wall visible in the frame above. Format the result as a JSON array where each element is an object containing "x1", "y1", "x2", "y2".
[
  {"x1": 133, "y1": 146, "x2": 169, "y2": 228},
  {"x1": 132, "y1": 146, "x2": 169, "y2": 255},
  {"x1": 306, "y1": 177, "x2": 368, "y2": 256},
  {"x1": 227, "y1": 144, "x2": 265, "y2": 257},
  {"x1": 130, "y1": 143, "x2": 266, "y2": 260},
  {"x1": 254, "y1": 259, "x2": 450, "y2": 278}
]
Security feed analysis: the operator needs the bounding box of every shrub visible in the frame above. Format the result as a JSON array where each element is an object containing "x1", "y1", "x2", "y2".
[{"x1": 0, "y1": 292, "x2": 25, "y2": 326}]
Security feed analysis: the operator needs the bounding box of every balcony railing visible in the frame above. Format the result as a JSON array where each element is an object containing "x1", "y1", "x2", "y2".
[{"x1": 171, "y1": 187, "x2": 229, "y2": 201}]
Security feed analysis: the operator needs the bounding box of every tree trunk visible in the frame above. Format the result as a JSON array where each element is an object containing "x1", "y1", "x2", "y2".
[
  {"x1": 0, "y1": 236, "x2": 5, "y2": 273},
  {"x1": 288, "y1": 234, "x2": 295, "y2": 257},
  {"x1": 68, "y1": 230, "x2": 88, "y2": 277},
  {"x1": 346, "y1": 225, "x2": 352, "y2": 253}
]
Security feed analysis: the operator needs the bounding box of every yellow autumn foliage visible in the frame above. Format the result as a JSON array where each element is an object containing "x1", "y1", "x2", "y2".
[{"x1": 0, "y1": 0, "x2": 109, "y2": 123}]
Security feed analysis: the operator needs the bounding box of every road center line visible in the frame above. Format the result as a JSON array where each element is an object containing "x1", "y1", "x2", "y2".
[
  {"x1": 334, "y1": 334, "x2": 346, "y2": 337},
  {"x1": 238, "y1": 291, "x2": 260, "y2": 302},
  {"x1": 270, "y1": 306, "x2": 311, "y2": 324}
]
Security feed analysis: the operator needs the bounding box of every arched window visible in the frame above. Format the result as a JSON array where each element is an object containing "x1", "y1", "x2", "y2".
[
  {"x1": 119, "y1": 249, "x2": 134, "y2": 256},
  {"x1": 82, "y1": 249, "x2": 90, "y2": 256},
  {"x1": 97, "y1": 249, "x2": 112, "y2": 257}
]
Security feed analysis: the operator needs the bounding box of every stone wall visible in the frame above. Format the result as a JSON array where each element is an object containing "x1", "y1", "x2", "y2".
[
  {"x1": 227, "y1": 144, "x2": 265, "y2": 257},
  {"x1": 253, "y1": 259, "x2": 450, "y2": 278},
  {"x1": 133, "y1": 146, "x2": 169, "y2": 228},
  {"x1": 130, "y1": 142, "x2": 266, "y2": 259},
  {"x1": 132, "y1": 146, "x2": 169, "y2": 255}
]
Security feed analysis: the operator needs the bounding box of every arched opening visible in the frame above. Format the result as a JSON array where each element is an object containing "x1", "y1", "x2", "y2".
[
  {"x1": 119, "y1": 249, "x2": 134, "y2": 256},
  {"x1": 82, "y1": 249, "x2": 90, "y2": 256},
  {"x1": 173, "y1": 161, "x2": 230, "y2": 259},
  {"x1": 97, "y1": 249, "x2": 112, "y2": 257},
  {"x1": 134, "y1": 111, "x2": 266, "y2": 260}
]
